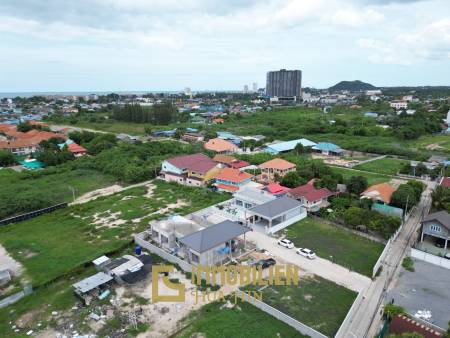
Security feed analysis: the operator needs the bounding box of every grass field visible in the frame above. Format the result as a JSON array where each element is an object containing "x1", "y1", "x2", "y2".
[
  {"x1": 242, "y1": 276, "x2": 357, "y2": 337},
  {"x1": 175, "y1": 297, "x2": 306, "y2": 338},
  {"x1": 0, "y1": 168, "x2": 116, "y2": 219},
  {"x1": 62, "y1": 120, "x2": 148, "y2": 135},
  {"x1": 406, "y1": 134, "x2": 450, "y2": 153},
  {"x1": 330, "y1": 166, "x2": 391, "y2": 185},
  {"x1": 354, "y1": 157, "x2": 408, "y2": 175},
  {"x1": 0, "y1": 181, "x2": 229, "y2": 286},
  {"x1": 286, "y1": 217, "x2": 385, "y2": 277}
]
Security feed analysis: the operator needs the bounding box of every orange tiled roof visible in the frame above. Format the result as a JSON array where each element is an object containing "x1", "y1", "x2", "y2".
[
  {"x1": 204, "y1": 138, "x2": 237, "y2": 152},
  {"x1": 259, "y1": 158, "x2": 296, "y2": 170},
  {"x1": 361, "y1": 183, "x2": 396, "y2": 204},
  {"x1": 214, "y1": 168, "x2": 253, "y2": 183},
  {"x1": 213, "y1": 154, "x2": 236, "y2": 164},
  {"x1": 215, "y1": 184, "x2": 239, "y2": 192},
  {"x1": 67, "y1": 143, "x2": 87, "y2": 153}
]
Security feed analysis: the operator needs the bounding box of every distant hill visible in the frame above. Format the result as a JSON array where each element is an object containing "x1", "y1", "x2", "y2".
[{"x1": 329, "y1": 80, "x2": 376, "y2": 92}]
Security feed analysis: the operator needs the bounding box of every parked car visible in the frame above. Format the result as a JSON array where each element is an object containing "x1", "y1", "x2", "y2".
[
  {"x1": 277, "y1": 238, "x2": 294, "y2": 249},
  {"x1": 444, "y1": 252, "x2": 450, "y2": 260},
  {"x1": 435, "y1": 238, "x2": 446, "y2": 248},
  {"x1": 255, "y1": 258, "x2": 277, "y2": 269},
  {"x1": 296, "y1": 248, "x2": 316, "y2": 259}
]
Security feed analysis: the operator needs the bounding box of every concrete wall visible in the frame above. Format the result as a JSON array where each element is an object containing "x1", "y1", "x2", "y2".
[
  {"x1": 236, "y1": 289, "x2": 327, "y2": 338},
  {"x1": 410, "y1": 248, "x2": 450, "y2": 270}
]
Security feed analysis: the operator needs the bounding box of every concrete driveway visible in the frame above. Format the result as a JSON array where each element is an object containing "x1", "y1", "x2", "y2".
[{"x1": 246, "y1": 230, "x2": 371, "y2": 292}]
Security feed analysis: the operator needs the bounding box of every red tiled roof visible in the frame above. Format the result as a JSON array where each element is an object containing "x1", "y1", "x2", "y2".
[
  {"x1": 167, "y1": 153, "x2": 216, "y2": 174},
  {"x1": 214, "y1": 168, "x2": 253, "y2": 183},
  {"x1": 440, "y1": 177, "x2": 450, "y2": 188},
  {"x1": 266, "y1": 183, "x2": 290, "y2": 195},
  {"x1": 289, "y1": 183, "x2": 333, "y2": 202},
  {"x1": 390, "y1": 315, "x2": 442, "y2": 338}
]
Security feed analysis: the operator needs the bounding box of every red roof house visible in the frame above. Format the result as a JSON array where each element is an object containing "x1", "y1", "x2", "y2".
[
  {"x1": 390, "y1": 315, "x2": 442, "y2": 338},
  {"x1": 265, "y1": 183, "x2": 291, "y2": 197},
  {"x1": 289, "y1": 183, "x2": 334, "y2": 212},
  {"x1": 440, "y1": 177, "x2": 450, "y2": 188},
  {"x1": 67, "y1": 143, "x2": 87, "y2": 157}
]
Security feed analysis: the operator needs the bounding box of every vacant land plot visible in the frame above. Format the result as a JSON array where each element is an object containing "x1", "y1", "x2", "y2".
[
  {"x1": 175, "y1": 297, "x2": 306, "y2": 338},
  {"x1": 0, "y1": 168, "x2": 116, "y2": 219},
  {"x1": 286, "y1": 217, "x2": 385, "y2": 277},
  {"x1": 330, "y1": 166, "x2": 391, "y2": 185},
  {"x1": 242, "y1": 276, "x2": 357, "y2": 337},
  {"x1": 0, "y1": 181, "x2": 229, "y2": 286},
  {"x1": 354, "y1": 157, "x2": 408, "y2": 175}
]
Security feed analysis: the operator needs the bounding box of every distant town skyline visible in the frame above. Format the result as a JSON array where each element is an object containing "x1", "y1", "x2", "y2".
[{"x1": 0, "y1": 0, "x2": 450, "y2": 92}]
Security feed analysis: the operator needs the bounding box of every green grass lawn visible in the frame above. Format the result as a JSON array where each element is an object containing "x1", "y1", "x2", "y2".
[
  {"x1": 0, "y1": 168, "x2": 116, "y2": 219},
  {"x1": 330, "y1": 166, "x2": 391, "y2": 185},
  {"x1": 406, "y1": 134, "x2": 450, "y2": 153},
  {"x1": 62, "y1": 120, "x2": 148, "y2": 135},
  {"x1": 0, "y1": 181, "x2": 229, "y2": 286},
  {"x1": 354, "y1": 157, "x2": 408, "y2": 175},
  {"x1": 242, "y1": 276, "x2": 357, "y2": 337},
  {"x1": 175, "y1": 297, "x2": 306, "y2": 338},
  {"x1": 286, "y1": 217, "x2": 385, "y2": 277}
]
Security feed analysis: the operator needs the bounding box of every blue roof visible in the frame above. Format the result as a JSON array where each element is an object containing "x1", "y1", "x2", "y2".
[
  {"x1": 265, "y1": 139, "x2": 316, "y2": 154},
  {"x1": 312, "y1": 142, "x2": 342, "y2": 152},
  {"x1": 58, "y1": 139, "x2": 75, "y2": 149},
  {"x1": 364, "y1": 112, "x2": 378, "y2": 117},
  {"x1": 217, "y1": 131, "x2": 241, "y2": 145}
]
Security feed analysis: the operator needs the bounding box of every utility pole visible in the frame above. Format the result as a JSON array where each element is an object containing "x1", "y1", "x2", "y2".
[{"x1": 68, "y1": 186, "x2": 76, "y2": 202}]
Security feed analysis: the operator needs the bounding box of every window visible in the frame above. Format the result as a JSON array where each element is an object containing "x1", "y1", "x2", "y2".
[
  {"x1": 161, "y1": 235, "x2": 169, "y2": 244},
  {"x1": 430, "y1": 225, "x2": 441, "y2": 232},
  {"x1": 236, "y1": 200, "x2": 243, "y2": 206},
  {"x1": 245, "y1": 203, "x2": 252, "y2": 209},
  {"x1": 191, "y1": 252, "x2": 199, "y2": 263}
]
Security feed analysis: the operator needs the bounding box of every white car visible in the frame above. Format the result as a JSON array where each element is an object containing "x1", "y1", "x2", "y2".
[
  {"x1": 277, "y1": 239, "x2": 294, "y2": 249},
  {"x1": 296, "y1": 248, "x2": 316, "y2": 259}
]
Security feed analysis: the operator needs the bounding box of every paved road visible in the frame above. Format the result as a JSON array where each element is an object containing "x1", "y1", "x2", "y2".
[
  {"x1": 245, "y1": 231, "x2": 372, "y2": 293},
  {"x1": 343, "y1": 180, "x2": 435, "y2": 338}
]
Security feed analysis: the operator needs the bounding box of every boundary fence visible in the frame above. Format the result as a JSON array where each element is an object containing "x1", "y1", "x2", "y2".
[{"x1": 0, "y1": 203, "x2": 68, "y2": 226}]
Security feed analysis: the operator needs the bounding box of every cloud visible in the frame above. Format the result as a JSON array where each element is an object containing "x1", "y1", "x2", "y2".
[
  {"x1": 326, "y1": 7, "x2": 384, "y2": 27},
  {"x1": 358, "y1": 18, "x2": 450, "y2": 64}
]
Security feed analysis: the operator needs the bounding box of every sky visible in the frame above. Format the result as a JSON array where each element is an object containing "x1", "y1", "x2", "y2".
[{"x1": 0, "y1": 0, "x2": 450, "y2": 92}]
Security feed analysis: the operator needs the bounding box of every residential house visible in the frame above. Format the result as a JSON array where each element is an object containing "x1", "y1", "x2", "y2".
[
  {"x1": 204, "y1": 138, "x2": 238, "y2": 154},
  {"x1": 361, "y1": 183, "x2": 396, "y2": 204},
  {"x1": 259, "y1": 158, "x2": 296, "y2": 182},
  {"x1": 440, "y1": 177, "x2": 450, "y2": 188},
  {"x1": 212, "y1": 154, "x2": 249, "y2": 169},
  {"x1": 311, "y1": 142, "x2": 344, "y2": 156},
  {"x1": 420, "y1": 211, "x2": 450, "y2": 251},
  {"x1": 246, "y1": 196, "x2": 306, "y2": 234},
  {"x1": 216, "y1": 131, "x2": 241, "y2": 145},
  {"x1": 390, "y1": 315, "x2": 443, "y2": 338},
  {"x1": 390, "y1": 100, "x2": 408, "y2": 110},
  {"x1": 364, "y1": 112, "x2": 378, "y2": 118},
  {"x1": 214, "y1": 168, "x2": 254, "y2": 192},
  {"x1": 181, "y1": 132, "x2": 204, "y2": 143},
  {"x1": 264, "y1": 138, "x2": 316, "y2": 154},
  {"x1": 212, "y1": 118, "x2": 225, "y2": 124},
  {"x1": 179, "y1": 220, "x2": 251, "y2": 265},
  {"x1": 150, "y1": 215, "x2": 204, "y2": 250},
  {"x1": 289, "y1": 183, "x2": 334, "y2": 212},
  {"x1": 161, "y1": 153, "x2": 220, "y2": 187}
]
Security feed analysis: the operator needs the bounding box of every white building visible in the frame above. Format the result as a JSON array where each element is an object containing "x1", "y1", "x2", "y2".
[
  {"x1": 366, "y1": 90, "x2": 382, "y2": 96},
  {"x1": 390, "y1": 100, "x2": 408, "y2": 110}
]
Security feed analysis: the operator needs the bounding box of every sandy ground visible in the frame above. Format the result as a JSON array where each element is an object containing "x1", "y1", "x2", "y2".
[
  {"x1": 0, "y1": 244, "x2": 23, "y2": 277},
  {"x1": 426, "y1": 143, "x2": 444, "y2": 150},
  {"x1": 389, "y1": 178, "x2": 407, "y2": 188},
  {"x1": 71, "y1": 181, "x2": 156, "y2": 205}
]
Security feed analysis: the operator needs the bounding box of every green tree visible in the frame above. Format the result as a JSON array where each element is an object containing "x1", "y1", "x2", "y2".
[
  {"x1": 281, "y1": 172, "x2": 306, "y2": 188},
  {"x1": 0, "y1": 150, "x2": 16, "y2": 167},
  {"x1": 347, "y1": 176, "x2": 368, "y2": 195}
]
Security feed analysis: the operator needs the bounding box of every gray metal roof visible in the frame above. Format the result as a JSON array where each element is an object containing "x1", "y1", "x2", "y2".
[
  {"x1": 72, "y1": 272, "x2": 113, "y2": 294},
  {"x1": 179, "y1": 220, "x2": 250, "y2": 253},
  {"x1": 423, "y1": 211, "x2": 450, "y2": 230},
  {"x1": 249, "y1": 196, "x2": 302, "y2": 219}
]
